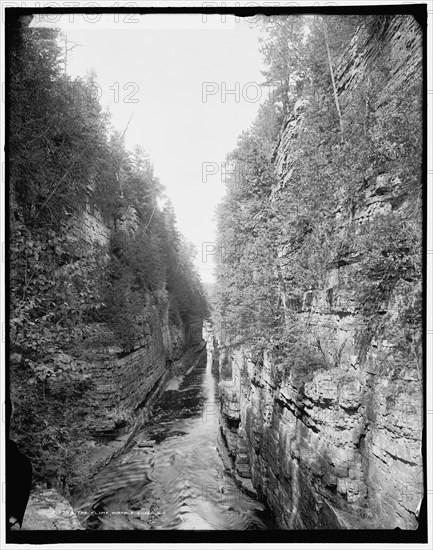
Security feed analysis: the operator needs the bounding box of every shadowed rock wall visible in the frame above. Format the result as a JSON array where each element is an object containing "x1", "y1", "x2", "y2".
[{"x1": 218, "y1": 15, "x2": 423, "y2": 530}]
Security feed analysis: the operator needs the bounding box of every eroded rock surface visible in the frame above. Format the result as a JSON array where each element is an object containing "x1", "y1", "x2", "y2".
[
  {"x1": 21, "y1": 489, "x2": 84, "y2": 530},
  {"x1": 217, "y1": 15, "x2": 423, "y2": 531}
]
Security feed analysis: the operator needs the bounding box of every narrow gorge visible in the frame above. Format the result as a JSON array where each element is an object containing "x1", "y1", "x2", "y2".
[{"x1": 5, "y1": 8, "x2": 425, "y2": 542}]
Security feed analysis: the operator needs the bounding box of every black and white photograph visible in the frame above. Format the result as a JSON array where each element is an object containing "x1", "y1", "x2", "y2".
[{"x1": 1, "y1": 1, "x2": 429, "y2": 546}]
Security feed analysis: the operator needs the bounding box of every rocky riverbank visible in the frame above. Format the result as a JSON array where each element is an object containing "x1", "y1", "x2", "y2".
[
  {"x1": 17, "y1": 344, "x2": 206, "y2": 531},
  {"x1": 20, "y1": 489, "x2": 84, "y2": 530}
]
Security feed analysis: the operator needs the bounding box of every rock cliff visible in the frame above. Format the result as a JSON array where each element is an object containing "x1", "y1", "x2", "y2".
[
  {"x1": 65, "y1": 202, "x2": 203, "y2": 436},
  {"x1": 217, "y1": 14, "x2": 423, "y2": 530}
]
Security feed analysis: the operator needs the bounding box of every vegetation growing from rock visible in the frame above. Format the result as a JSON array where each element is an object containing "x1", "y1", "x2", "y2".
[
  {"x1": 8, "y1": 18, "x2": 208, "y2": 492},
  {"x1": 214, "y1": 15, "x2": 422, "y2": 378}
]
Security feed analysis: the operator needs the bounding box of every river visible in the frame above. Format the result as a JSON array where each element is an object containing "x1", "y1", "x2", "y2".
[{"x1": 73, "y1": 350, "x2": 276, "y2": 530}]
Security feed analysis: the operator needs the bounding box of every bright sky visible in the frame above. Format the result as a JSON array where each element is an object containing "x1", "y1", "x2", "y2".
[{"x1": 30, "y1": 13, "x2": 268, "y2": 284}]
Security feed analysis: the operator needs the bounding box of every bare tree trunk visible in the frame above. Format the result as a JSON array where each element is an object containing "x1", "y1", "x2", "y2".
[
  {"x1": 364, "y1": 75, "x2": 371, "y2": 137},
  {"x1": 322, "y1": 18, "x2": 344, "y2": 142}
]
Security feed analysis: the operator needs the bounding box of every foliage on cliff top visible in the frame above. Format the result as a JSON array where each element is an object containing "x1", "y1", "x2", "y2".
[
  {"x1": 214, "y1": 15, "x2": 422, "y2": 376},
  {"x1": 8, "y1": 19, "x2": 208, "y2": 491}
]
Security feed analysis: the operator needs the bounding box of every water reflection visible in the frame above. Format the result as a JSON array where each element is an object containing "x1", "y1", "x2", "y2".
[{"x1": 74, "y1": 352, "x2": 275, "y2": 530}]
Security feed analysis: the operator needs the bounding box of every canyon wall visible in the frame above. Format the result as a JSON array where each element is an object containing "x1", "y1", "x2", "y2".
[
  {"x1": 68, "y1": 204, "x2": 202, "y2": 436},
  {"x1": 218, "y1": 15, "x2": 423, "y2": 530},
  {"x1": 8, "y1": 14, "x2": 207, "y2": 506},
  {"x1": 83, "y1": 310, "x2": 186, "y2": 434}
]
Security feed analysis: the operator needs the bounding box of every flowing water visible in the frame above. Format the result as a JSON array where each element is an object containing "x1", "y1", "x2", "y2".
[{"x1": 74, "y1": 351, "x2": 275, "y2": 530}]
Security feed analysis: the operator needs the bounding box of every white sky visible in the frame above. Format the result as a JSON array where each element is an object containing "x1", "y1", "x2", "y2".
[{"x1": 30, "y1": 13, "x2": 269, "y2": 284}]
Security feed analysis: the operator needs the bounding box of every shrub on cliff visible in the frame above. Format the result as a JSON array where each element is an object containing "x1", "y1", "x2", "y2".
[
  {"x1": 100, "y1": 190, "x2": 208, "y2": 352},
  {"x1": 8, "y1": 20, "x2": 209, "y2": 492},
  {"x1": 9, "y1": 26, "x2": 112, "y2": 229},
  {"x1": 214, "y1": 15, "x2": 422, "y2": 376},
  {"x1": 9, "y1": 217, "x2": 105, "y2": 490},
  {"x1": 10, "y1": 356, "x2": 95, "y2": 494}
]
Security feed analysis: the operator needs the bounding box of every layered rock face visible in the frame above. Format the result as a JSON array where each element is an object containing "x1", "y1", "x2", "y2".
[
  {"x1": 218, "y1": 15, "x2": 423, "y2": 530},
  {"x1": 68, "y1": 204, "x2": 203, "y2": 434},
  {"x1": 85, "y1": 310, "x2": 186, "y2": 433}
]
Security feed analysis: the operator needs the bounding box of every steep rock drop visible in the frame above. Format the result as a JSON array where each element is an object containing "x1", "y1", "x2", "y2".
[
  {"x1": 73, "y1": 344, "x2": 276, "y2": 530},
  {"x1": 214, "y1": 15, "x2": 423, "y2": 531}
]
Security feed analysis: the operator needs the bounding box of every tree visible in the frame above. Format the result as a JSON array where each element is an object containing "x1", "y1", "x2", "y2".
[
  {"x1": 259, "y1": 15, "x2": 306, "y2": 115},
  {"x1": 8, "y1": 20, "x2": 210, "y2": 492},
  {"x1": 9, "y1": 27, "x2": 112, "y2": 228},
  {"x1": 214, "y1": 14, "x2": 422, "y2": 383}
]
